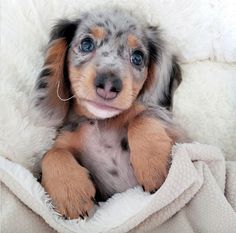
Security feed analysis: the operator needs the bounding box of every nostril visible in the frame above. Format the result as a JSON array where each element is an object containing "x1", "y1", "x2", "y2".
[
  {"x1": 97, "y1": 83, "x2": 105, "y2": 89},
  {"x1": 95, "y1": 76, "x2": 106, "y2": 89},
  {"x1": 110, "y1": 86, "x2": 118, "y2": 93},
  {"x1": 111, "y1": 79, "x2": 122, "y2": 93}
]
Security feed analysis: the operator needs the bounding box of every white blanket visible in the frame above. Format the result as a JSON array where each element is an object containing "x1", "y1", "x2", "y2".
[
  {"x1": 1, "y1": 0, "x2": 236, "y2": 232},
  {"x1": 1, "y1": 143, "x2": 236, "y2": 233}
]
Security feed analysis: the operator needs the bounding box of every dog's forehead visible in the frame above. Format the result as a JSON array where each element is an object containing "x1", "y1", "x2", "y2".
[{"x1": 78, "y1": 9, "x2": 144, "y2": 38}]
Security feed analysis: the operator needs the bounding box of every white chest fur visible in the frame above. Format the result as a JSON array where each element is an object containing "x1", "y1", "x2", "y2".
[{"x1": 78, "y1": 121, "x2": 138, "y2": 199}]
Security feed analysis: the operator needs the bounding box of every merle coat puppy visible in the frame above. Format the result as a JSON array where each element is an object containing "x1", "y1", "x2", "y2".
[{"x1": 35, "y1": 8, "x2": 183, "y2": 219}]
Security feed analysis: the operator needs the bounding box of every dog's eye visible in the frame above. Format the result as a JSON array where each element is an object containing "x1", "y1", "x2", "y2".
[
  {"x1": 131, "y1": 50, "x2": 144, "y2": 66},
  {"x1": 80, "y1": 38, "x2": 95, "y2": 53}
]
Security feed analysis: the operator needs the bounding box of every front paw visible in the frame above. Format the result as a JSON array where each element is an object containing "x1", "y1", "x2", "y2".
[
  {"x1": 131, "y1": 155, "x2": 169, "y2": 193},
  {"x1": 42, "y1": 156, "x2": 96, "y2": 219},
  {"x1": 128, "y1": 116, "x2": 172, "y2": 193}
]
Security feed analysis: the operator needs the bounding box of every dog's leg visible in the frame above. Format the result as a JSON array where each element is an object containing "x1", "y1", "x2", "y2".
[
  {"x1": 128, "y1": 116, "x2": 172, "y2": 193},
  {"x1": 41, "y1": 131, "x2": 95, "y2": 219}
]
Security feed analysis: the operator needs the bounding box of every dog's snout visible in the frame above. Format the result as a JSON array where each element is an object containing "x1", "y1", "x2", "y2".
[{"x1": 94, "y1": 74, "x2": 122, "y2": 100}]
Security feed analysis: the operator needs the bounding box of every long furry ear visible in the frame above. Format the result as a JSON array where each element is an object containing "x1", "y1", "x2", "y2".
[
  {"x1": 140, "y1": 26, "x2": 182, "y2": 110},
  {"x1": 34, "y1": 19, "x2": 79, "y2": 124}
]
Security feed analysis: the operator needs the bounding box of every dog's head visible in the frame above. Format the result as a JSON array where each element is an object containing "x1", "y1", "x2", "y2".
[{"x1": 35, "y1": 9, "x2": 181, "y2": 122}]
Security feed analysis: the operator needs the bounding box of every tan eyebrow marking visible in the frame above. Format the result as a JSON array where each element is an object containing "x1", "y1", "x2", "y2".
[
  {"x1": 127, "y1": 34, "x2": 138, "y2": 48},
  {"x1": 90, "y1": 26, "x2": 106, "y2": 40}
]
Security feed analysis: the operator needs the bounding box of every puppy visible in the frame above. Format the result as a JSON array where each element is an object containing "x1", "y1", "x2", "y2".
[{"x1": 35, "y1": 8, "x2": 183, "y2": 219}]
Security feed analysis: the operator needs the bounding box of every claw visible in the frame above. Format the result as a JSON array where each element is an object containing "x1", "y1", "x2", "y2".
[
  {"x1": 79, "y1": 214, "x2": 84, "y2": 220},
  {"x1": 91, "y1": 197, "x2": 99, "y2": 206},
  {"x1": 142, "y1": 185, "x2": 145, "y2": 192},
  {"x1": 150, "y1": 190, "x2": 156, "y2": 194},
  {"x1": 62, "y1": 215, "x2": 68, "y2": 220},
  {"x1": 85, "y1": 211, "x2": 89, "y2": 217},
  {"x1": 88, "y1": 173, "x2": 95, "y2": 182}
]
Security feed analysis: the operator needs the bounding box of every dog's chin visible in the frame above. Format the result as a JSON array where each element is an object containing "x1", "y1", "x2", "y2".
[{"x1": 82, "y1": 100, "x2": 123, "y2": 119}]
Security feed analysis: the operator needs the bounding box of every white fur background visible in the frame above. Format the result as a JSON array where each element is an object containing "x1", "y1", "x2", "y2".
[{"x1": 0, "y1": 0, "x2": 236, "y2": 173}]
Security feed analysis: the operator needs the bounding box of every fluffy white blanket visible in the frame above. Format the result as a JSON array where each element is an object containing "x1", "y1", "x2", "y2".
[
  {"x1": 1, "y1": 0, "x2": 236, "y2": 232},
  {"x1": 1, "y1": 143, "x2": 236, "y2": 233}
]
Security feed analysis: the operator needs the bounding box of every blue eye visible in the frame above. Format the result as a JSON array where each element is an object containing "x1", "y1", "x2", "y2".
[
  {"x1": 80, "y1": 38, "x2": 94, "y2": 53},
  {"x1": 131, "y1": 50, "x2": 144, "y2": 66}
]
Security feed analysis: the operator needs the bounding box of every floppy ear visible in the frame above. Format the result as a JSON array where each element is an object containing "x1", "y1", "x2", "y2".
[
  {"x1": 35, "y1": 19, "x2": 79, "y2": 124},
  {"x1": 140, "y1": 26, "x2": 182, "y2": 110}
]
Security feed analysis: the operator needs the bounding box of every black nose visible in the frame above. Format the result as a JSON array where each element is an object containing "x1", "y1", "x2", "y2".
[{"x1": 94, "y1": 74, "x2": 123, "y2": 100}]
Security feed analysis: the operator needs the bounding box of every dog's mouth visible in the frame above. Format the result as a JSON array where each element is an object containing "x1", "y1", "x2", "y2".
[{"x1": 81, "y1": 99, "x2": 123, "y2": 119}]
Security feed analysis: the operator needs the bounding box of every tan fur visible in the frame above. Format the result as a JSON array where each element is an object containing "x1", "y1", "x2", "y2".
[
  {"x1": 106, "y1": 103, "x2": 146, "y2": 129},
  {"x1": 42, "y1": 128, "x2": 96, "y2": 219},
  {"x1": 143, "y1": 61, "x2": 157, "y2": 92},
  {"x1": 127, "y1": 34, "x2": 139, "y2": 48},
  {"x1": 128, "y1": 116, "x2": 172, "y2": 192},
  {"x1": 74, "y1": 102, "x2": 97, "y2": 119},
  {"x1": 115, "y1": 74, "x2": 135, "y2": 109},
  {"x1": 44, "y1": 39, "x2": 69, "y2": 116},
  {"x1": 54, "y1": 127, "x2": 88, "y2": 153},
  {"x1": 90, "y1": 26, "x2": 106, "y2": 40},
  {"x1": 69, "y1": 63, "x2": 105, "y2": 119},
  {"x1": 69, "y1": 62, "x2": 96, "y2": 101},
  {"x1": 132, "y1": 69, "x2": 147, "y2": 98}
]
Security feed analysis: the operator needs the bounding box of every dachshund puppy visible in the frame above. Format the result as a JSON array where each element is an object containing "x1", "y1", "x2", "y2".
[{"x1": 35, "y1": 8, "x2": 183, "y2": 219}]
